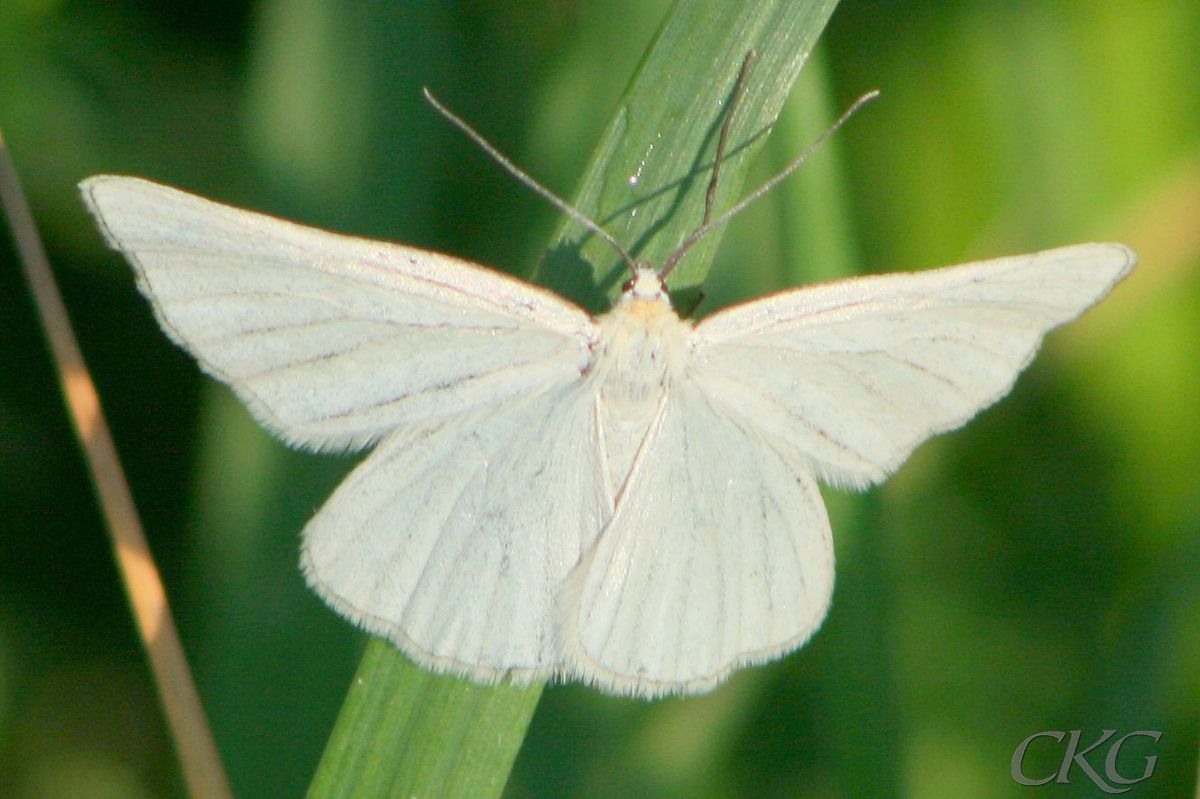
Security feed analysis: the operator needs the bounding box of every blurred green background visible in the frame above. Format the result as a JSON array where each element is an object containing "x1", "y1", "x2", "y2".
[{"x1": 2, "y1": 0, "x2": 1197, "y2": 797}]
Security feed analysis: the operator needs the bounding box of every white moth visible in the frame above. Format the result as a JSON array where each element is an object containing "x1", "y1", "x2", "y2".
[{"x1": 80, "y1": 161, "x2": 1133, "y2": 698}]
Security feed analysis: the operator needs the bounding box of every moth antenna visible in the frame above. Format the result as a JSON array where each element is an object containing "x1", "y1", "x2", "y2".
[
  {"x1": 423, "y1": 87, "x2": 638, "y2": 275},
  {"x1": 659, "y1": 88, "x2": 881, "y2": 280}
]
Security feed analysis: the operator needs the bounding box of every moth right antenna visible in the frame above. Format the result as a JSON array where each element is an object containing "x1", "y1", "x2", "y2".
[
  {"x1": 423, "y1": 88, "x2": 638, "y2": 275},
  {"x1": 659, "y1": 88, "x2": 881, "y2": 280}
]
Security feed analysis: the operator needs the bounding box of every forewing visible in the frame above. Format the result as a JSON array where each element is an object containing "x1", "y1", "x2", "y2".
[
  {"x1": 691, "y1": 244, "x2": 1135, "y2": 487},
  {"x1": 81, "y1": 175, "x2": 594, "y2": 450},
  {"x1": 302, "y1": 379, "x2": 609, "y2": 680},
  {"x1": 564, "y1": 384, "x2": 834, "y2": 697}
]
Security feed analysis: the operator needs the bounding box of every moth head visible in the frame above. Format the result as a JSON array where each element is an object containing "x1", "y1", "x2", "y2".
[{"x1": 620, "y1": 265, "x2": 671, "y2": 308}]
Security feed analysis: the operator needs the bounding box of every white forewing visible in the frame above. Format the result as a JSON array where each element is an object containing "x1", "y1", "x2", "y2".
[
  {"x1": 80, "y1": 176, "x2": 594, "y2": 450},
  {"x1": 565, "y1": 383, "x2": 834, "y2": 698},
  {"x1": 690, "y1": 243, "x2": 1136, "y2": 488},
  {"x1": 302, "y1": 379, "x2": 608, "y2": 678}
]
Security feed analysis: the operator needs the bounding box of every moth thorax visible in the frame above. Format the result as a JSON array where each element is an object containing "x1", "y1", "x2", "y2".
[{"x1": 596, "y1": 307, "x2": 687, "y2": 408}]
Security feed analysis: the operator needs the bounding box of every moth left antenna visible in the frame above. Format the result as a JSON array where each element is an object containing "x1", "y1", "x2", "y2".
[{"x1": 422, "y1": 88, "x2": 637, "y2": 274}]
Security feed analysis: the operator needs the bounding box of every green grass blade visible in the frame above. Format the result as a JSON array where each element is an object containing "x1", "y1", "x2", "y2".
[
  {"x1": 307, "y1": 1, "x2": 840, "y2": 797},
  {"x1": 307, "y1": 640, "x2": 542, "y2": 799}
]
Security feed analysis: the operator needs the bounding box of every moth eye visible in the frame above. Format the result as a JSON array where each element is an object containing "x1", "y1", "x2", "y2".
[{"x1": 622, "y1": 277, "x2": 635, "y2": 293}]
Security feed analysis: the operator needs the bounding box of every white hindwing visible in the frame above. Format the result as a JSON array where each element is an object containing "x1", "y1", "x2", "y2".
[
  {"x1": 565, "y1": 383, "x2": 834, "y2": 698},
  {"x1": 302, "y1": 380, "x2": 609, "y2": 680},
  {"x1": 80, "y1": 176, "x2": 594, "y2": 451},
  {"x1": 691, "y1": 243, "x2": 1136, "y2": 488}
]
